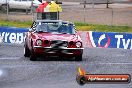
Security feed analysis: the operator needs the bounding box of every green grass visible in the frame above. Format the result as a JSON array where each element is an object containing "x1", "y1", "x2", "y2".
[
  {"x1": 0, "y1": 20, "x2": 32, "y2": 28},
  {"x1": 0, "y1": 20, "x2": 132, "y2": 33},
  {"x1": 75, "y1": 22, "x2": 132, "y2": 33}
]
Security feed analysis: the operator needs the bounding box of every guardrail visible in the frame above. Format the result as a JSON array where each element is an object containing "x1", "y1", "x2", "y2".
[{"x1": 0, "y1": 26, "x2": 132, "y2": 49}]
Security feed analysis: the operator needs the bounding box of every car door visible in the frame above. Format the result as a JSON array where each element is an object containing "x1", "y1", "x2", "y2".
[{"x1": 9, "y1": 0, "x2": 22, "y2": 9}]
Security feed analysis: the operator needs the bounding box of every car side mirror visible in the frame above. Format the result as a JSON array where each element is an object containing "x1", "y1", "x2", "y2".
[
  {"x1": 75, "y1": 30, "x2": 77, "y2": 33},
  {"x1": 29, "y1": 28, "x2": 32, "y2": 32}
]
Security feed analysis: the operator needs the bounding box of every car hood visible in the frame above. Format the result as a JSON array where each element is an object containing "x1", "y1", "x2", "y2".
[{"x1": 34, "y1": 33, "x2": 79, "y2": 41}]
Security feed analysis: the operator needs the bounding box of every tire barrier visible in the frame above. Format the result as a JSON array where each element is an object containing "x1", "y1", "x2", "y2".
[{"x1": 0, "y1": 26, "x2": 132, "y2": 49}]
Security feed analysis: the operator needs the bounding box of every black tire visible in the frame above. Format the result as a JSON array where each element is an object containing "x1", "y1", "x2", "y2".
[
  {"x1": 30, "y1": 50, "x2": 37, "y2": 61},
  {"x1": 75, "y1": 55, "x2": 82, "y2": 61},
  {"x1": 24, "y1": 44, "x2": 30, "y2": 57}
]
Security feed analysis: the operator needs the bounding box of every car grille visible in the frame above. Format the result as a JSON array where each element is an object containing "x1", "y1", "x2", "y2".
[{"x1": 50, "y1": 40, "x2": 68, "y2": 48}]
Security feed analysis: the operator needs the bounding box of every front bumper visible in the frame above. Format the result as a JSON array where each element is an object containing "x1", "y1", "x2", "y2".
[{"x1": 33, "y1": 46, "x2": 84, "y2": 56}]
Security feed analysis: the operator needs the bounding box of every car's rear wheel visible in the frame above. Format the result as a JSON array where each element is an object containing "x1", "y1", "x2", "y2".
[
  {"x1": 75, "y1": 55, "x2": 82, "y2": 61},
  {"x1": 24, "y1": 45, "x2": 30, "y2": 57},
  {"x1": 30, "y1": 50, "x2": 37, "y2": 61}
]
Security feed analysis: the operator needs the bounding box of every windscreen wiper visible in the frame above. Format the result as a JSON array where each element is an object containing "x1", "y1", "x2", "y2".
[
  {"x1": 36, "y1": 31, "x2": 49, "y2": 33},
  {"x1": 61, "y1": 32, "x2": 69, "y2": 34}
]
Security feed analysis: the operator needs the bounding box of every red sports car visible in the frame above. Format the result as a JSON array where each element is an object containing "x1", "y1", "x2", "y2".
[{"x1": 24, "y1": 20, "x2": 83, "y2": 61}]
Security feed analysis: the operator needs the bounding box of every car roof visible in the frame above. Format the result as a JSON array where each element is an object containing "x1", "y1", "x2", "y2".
[{"x1": 35, "y1": 20, "x2": 74, "y2": 25}]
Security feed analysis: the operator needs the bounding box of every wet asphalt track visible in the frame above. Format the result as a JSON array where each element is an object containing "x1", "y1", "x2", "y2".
[{"x1": 0, "y1": 43, "x2": 132, "y2": 88}]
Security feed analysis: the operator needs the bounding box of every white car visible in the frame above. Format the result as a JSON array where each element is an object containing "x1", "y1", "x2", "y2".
[
  {"x1": 9, "y1": 0, "x2": 32, "y2": 10},
  {"x1": 0, "y1": 0, "x2": 41, "y2": 12}
]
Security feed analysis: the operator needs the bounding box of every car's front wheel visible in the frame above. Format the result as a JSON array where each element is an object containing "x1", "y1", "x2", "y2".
[
  {"x1": 75, "y1": 55, "x2": 82, "y2": 61},
  {"x1": 24, "y1": 45, "x2": 30, "y2": 57},
  {"x1": 30, "y1": 49, "x2": 37, "y2": 61}
]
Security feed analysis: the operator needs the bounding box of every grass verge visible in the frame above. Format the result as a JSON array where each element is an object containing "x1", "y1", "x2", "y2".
[
  {"x1": 75, "y1": 22, "x2": 132, "y2": 33},
  {"x1": 0, "y1": 20, "x2": 32, "y2": 28},
  {"x1": 0, "y1": 20, "x2": 132, "y2": 33}
]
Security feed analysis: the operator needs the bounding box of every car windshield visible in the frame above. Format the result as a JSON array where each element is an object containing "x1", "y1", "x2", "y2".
[{"x1": 35, "y1": 22, "x2": 76, "y2": 34}]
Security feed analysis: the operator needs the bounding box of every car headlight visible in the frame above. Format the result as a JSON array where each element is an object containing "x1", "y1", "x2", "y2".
[
  {"x1": 36, "y1": 39, "x2": 42, "y2": 46},
  {"x1": 76, "y1": 42, "x2": 82, "y2": 48}
]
